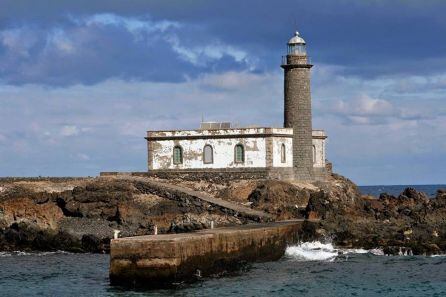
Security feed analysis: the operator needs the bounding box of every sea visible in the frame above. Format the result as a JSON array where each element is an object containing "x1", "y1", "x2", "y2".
[
  {"x1": 359, "y1": 184, "x2": 446, "y2": 198},
  {"x1": 0, "y1": 185, "x2": 445, "y2": 297}
]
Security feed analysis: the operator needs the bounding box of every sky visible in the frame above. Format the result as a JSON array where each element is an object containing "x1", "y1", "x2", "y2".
[{"x1": 0, "y1": 0, "x2": 445, "y2": 185}]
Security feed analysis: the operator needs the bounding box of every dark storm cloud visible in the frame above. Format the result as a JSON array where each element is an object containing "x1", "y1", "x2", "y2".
[
  {"x1": 1, "y1": 0, "x2": 446, "y2": 184},
  {"x1": 1, "y1": 0, "x2": 446, "y2": 86},
  {"x1": 0, "y1": 13, "x2": 252, "y2": 86}
]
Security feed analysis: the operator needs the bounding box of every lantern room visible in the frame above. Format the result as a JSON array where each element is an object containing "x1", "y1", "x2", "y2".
[{"x1": 287, "y1": 31, "x2": 306, "y2": 55}]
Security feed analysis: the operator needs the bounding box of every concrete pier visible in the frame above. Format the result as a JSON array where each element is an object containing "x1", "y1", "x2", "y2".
[{"x1": 109, "y1": 220, "x2": 314, "y2": 288}]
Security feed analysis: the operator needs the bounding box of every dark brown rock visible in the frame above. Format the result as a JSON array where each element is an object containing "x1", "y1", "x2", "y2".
[{"x1": 1, "y1": 175, "x2": 446, "y2": 256}]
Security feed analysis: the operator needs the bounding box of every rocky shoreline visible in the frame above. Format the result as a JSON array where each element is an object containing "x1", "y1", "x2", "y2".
[{"x1": 0, "y1": 174, "x2": 445, "y2": 255}]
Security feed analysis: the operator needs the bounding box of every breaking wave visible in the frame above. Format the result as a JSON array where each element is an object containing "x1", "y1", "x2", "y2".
[
  {"x1": 285, "y1": 241, "x2": 381, "y2": 261},
  {"x1": 0, "y1": 251, "x2": 70, "y2": 257}
]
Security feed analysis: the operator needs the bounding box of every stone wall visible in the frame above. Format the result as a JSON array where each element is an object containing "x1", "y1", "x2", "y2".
[
  {"x1": 282, "y1": 54, "x2": 314, "y2": 180},
  {"x1": 313, "y1": 167, "x2": 329, "y2": 181},
  {"x1": 109, "y1": 220, "x2": 312, "y2": 287},
  {"x1": 0, "y1": 177, "x2": 92, "y2": 183},
  {"x1": 101, "y1": 168, "x2": 295, "y2": 183}
]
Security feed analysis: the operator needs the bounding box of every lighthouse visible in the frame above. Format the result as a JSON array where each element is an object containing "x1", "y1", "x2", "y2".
[
  {"x1": 145, "y1": 29, "x2": 328, "y2": 182},
  {"x1": 281, "y1": 31, "x2": 314, "y2": 181}
]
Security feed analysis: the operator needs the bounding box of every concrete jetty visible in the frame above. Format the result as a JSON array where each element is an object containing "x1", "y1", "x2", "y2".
[{"x1": 110, "y1": 220, "x2": 315, "y2": 288}]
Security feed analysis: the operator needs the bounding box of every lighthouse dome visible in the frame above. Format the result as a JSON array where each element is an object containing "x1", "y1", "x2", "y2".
[
  {"x1": 288, "y1": 31, "x2": 306, "y2": 45},
  {"x1": 287, "y1": 31, "x2": 307, "y2": 55}
]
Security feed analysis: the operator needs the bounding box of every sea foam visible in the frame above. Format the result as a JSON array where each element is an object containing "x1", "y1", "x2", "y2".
[
  {"x1": 285, "y1": 241, "x2": 338, "y2": 261},
  {"x1": 0, "y1": 251, "x2": 70, "y2": 257},
  {"x1": 285, "y1": 241, "x2": 382, "y2": 261}
]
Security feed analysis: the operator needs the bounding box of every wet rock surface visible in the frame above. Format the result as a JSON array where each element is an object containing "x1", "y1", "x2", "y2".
[{"x1": 300, "y1": 176, "x2": 446, "y2": 255}]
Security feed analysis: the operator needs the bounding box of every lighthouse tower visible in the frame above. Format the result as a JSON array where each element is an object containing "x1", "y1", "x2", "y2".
[{"x1": 281, "y1": 31, "x2": 314, "y2": 181}]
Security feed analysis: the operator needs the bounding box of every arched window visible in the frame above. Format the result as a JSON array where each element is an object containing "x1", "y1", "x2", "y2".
[
  {"x1": 173, "y1": 146, "x2": 183, "y2": 165},
  {"x1": 313, "y1": 145, "x2": 316, "y2": 164},
  {"x1": 203, "y1": 145, "x2": 213, "y2": 164},
  {"x1": 281, "y1": 144, "x2": 286, "y2": 163},
  {"x1": 234, "y1": 144, "x2": 244, "y2": 163}
]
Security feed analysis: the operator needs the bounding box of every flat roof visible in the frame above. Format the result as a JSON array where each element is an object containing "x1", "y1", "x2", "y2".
[{"x1": 145, "y1": 127, "x2": 326, "y2": 140}]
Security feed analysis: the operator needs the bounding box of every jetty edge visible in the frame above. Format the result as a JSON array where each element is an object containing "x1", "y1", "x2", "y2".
[{"x1": 109, "y1": 219, "x2": 316, "y2": 288}]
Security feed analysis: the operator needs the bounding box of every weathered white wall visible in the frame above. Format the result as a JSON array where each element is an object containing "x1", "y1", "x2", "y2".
[
  {"x1": 312, "y1": 137, "x2": 326, "y2": 168},
  {"x1": 151, "y1": 137, "x2": 267, "y2": 170},
  {"x1": 149, "y1": 128, "x2": 272, "y2": 138},
  {"x1": 147, "y1": 128, "x2": 326, "y2": 170},
  {"x1": 271, "y1": 137, "x2": 293, "y2": 167}
]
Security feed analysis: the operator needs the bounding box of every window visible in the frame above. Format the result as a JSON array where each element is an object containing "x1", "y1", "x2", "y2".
[
  {"x1": 313, "y1": 145, "x2": 316, "y2": 164},
  {"x1": 234, "y1": 144, "x2": 244, "y2": 163},
  {"x1": 203, "y1": 145, "x2": 213, "y2": 164},
  {"x1": 281, "y1": 144, "x2": 286, "y2": 163},
  {"x1": 173, "y1": 146, "x2": 183, "y2": 165}
]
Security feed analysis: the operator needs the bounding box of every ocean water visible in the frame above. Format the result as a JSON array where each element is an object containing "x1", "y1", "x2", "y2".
[
  {"x1": 0, "y1": 246, "x2": 445, "y2": 297},
  {"x1": 359, "y1": 184, "x2": 446, "y2": 198},
  {"x1": 0, "y1": 185, "x2": 445, "y2": 296}
]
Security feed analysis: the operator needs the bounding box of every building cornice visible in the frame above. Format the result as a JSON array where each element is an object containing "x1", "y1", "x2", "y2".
[
  {"x1": 145, "y1": 133, "x2": 327, "y2": 141},
  {"x1": 280, "y1": 64, "x2": 313, "y2": 69},
  {"x1": 145, "y1": 133, "x2": 294, "y2": 141}
]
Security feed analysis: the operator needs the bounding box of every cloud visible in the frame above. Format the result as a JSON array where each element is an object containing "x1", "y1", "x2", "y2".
[
  {"x1": 79, "y1": 13, "x2": 179, "y2": 33},
  {"x1": 0, "y1": 71, "x2": 283, "y2": 176},
  {"x1": 319, "y1": 95, "x2": 398, "y2": 125},
  {"x1": 1, "y1": 66, "x2": 445, "y2": 184},
  {"x1": 388, "y1": 74, "x2": 446, "y2": 94},
  {"x1": 60, "y1": 125, "x2": 80, "y2": 136},
  {"x1": 312, "y1": 63, "x2": 446, "y2": 127},
  {"x1": 0, "y1": 12, "x2": 256, "y2": 86},
  {"x1": 308, "y1": 63, "x2": 446, "y2": 184},
  {"x1": 0, "y1": 133, "x2": 6, "y2": 143},
  {"x1": 334, "y1": 95, "x2": 394, "y2": 116},
  {"x1": 165, "y1": 34, "x2": 250, "y2": 67},
  {"x1": 0, "y1": 28, "x2": 37, "y2": 58},
  {"x1": 46, "y1": 29, "x2": 76, "y2": 55},
  {"x1": 0, "y1": 1, "x2": 446, "y2": 184},
  {"x1": 75, "y1": 153, "x2": 90, "y2": 161},
  {"x1": 198, "y1": 71, "x2": 273, "y2": 91},
  {"x1": 1, "y1": 1, "x2": 446, "y2": 86}
]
